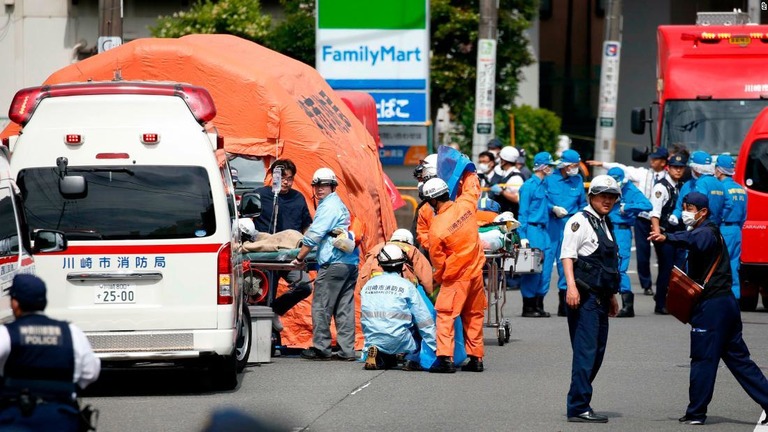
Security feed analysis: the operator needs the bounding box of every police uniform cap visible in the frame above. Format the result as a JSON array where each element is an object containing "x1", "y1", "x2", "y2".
[
  {"x1": 649, "y1": 147, "x2": 669, "y2": 160},
  {"x1": 10, "y1": 274, "x2": 47, "y2": 310},
  {"x1": 667, "y1": 153, "x2": 688, "y2": 167},
  {"x1": 683, "y1": 191, "x2": 709, "y2": 210},
  {"x1": 486, "y1": 139, "x2": 503, "y2": 150}
]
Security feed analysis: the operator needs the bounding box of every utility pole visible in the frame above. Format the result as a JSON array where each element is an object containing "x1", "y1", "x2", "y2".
[
  {"x1": 472, "y1": 0, "x2": 498, "y2": 162},
  {"x1": 98, "y1": 0, "x2": 123, "y2": 54},
  {"x1": 593, "y1": 0, "x2": 622, "y2": 172}
]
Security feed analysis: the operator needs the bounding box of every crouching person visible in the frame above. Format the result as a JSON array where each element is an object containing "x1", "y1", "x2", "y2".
[{"x1": 361, "y1": 244, "x2": 437, "y2": 371}]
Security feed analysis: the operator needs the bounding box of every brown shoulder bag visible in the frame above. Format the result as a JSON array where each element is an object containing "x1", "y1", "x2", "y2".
[{"x1": 666, "y1": 249, "x2": 722, "y2": 324}]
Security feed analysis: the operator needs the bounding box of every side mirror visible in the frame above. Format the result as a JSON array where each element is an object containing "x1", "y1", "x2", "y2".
[
  {"x1": 632, "y1": 147, "x2": 649, "y2": 163},
  {"x1": 59, "y1": 176, "x2": 87, "y2": 199},
  {"x1": 631, "y1": 108, "x2": 646, "y2": 135},
  {"x1": 238, "y1": 192, "x2": 262, "y2": 218},
  {"x1": 32, "y1": 230, "x2": 67, "y2": 253}
]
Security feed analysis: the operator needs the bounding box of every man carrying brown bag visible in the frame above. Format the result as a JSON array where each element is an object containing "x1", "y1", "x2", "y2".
[{"x1": 649, "y1": 191, "x2": 768, "y2": 426}]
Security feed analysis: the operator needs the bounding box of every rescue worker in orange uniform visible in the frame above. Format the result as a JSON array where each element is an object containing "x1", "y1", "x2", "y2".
[
  {"x1": 358, "y1": 229, "x2": 434, "y2": 296},
  {"x1": 422, "y1": 173, "x2": 487, "y2": 373},
  {"x1": 412, "y1": 154, "x2": 438, "y2": 253}
]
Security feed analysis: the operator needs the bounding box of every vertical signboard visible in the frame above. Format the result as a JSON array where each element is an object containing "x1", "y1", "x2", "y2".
[
  {"x1": 472, "y1": 39, "x2": 497, "y2": 155},
  {"x1": 317, "y1": 0, "x2": 430, "y2": 165}
]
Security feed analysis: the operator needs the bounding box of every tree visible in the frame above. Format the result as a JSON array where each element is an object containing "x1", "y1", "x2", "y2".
[
  {"x1": 149, "y1": 0, "x2": 272, "y2": 42},
  {"x1": 268, "y1": 1, "x2": 316, "y2": 66}
]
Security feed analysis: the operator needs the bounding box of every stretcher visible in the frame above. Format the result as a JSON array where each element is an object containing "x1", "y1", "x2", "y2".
[
  {"x1": 241, "y1": 249, "x2": 317, "y2": 304},
  {"x1": 484, "y1": 247, "x2": 544, "y2": 346}
]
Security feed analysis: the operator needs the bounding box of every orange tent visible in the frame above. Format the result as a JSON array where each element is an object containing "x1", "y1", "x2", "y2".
[{"x1": 1, "y1": 35, "x2": 398, "y2": 350}]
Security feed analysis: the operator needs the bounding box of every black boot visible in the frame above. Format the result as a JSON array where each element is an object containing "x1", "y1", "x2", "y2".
[
  {"x1": 557, "y1": 291, "x2": 567, "y2": 317},
  {"x1": 522, "y1": 297, "x2": 542, "y2": 318},
  {"x1": 460, "y1": 355, "x2": 484, "y2": 372},
  {"x1": 536, "y1": 295, "x2": 551, "y2": 317},
  {"x1": 617, "y1": 292, "x2": 635, "y2": 318},
  {"x1": 429, "y1": 355, "x2": 456, "y2": 374}
]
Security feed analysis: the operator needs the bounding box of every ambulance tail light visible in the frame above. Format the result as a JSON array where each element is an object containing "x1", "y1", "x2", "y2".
[
  {"x1": 8, "y1": 82, "x2": 217, "y2": 126},
  {"x1": 141, "y1": 133, "x2": 159, "y2": 144},
  {"x1": 65, "y1": 134, "x2": 83, "y2": 145},
  {"x1": 217, "y1": 243, "x2": 233, "y2": 305}
]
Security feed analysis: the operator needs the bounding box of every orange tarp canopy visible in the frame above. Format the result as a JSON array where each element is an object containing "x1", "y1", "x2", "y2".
[{"x1": 2, "y1": 35, "x2": 399, "y2": 349}]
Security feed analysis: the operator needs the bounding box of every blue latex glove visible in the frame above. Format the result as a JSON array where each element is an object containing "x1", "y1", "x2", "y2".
[{"x1": 490, "y1": 184, "x2": 502, "y2": 196}]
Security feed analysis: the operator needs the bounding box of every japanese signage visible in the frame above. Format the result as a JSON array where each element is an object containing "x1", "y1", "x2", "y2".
[
  {"x1": 61, "y1": 256, "x2": 166, "y2": 269},
  {"x1": 378, "y1": 125, "x2": 428, "y2": 165},
  {"x1": 316, "y1": 0, "x2": 430, "y2": 126}
]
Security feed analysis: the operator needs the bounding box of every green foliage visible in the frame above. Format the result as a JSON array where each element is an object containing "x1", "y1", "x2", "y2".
[
  {"x1": 268, "y1": 0, "x2": 316, "y2": 66},
  {"x1": 149, "y1": 0, "x2": 272, "y2": 42},
  {"x1": 497, "y1": 105, "x2": 561, "y2": 164}
]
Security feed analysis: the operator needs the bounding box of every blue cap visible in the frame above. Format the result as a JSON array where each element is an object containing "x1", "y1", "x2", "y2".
[
  {"x1": 716, "y1": 153, "x2": 735, "y2": 170},
  {"x1": 533, "y1": 152, "x2": 556, "y2": 167},
  {"x1": 606, "y1": 167, "x2": 625, "y2": 183},
  {"x1": 689, "y1": 150, "x2": 712, "y2": 166},
  {"x1": 668, "y1": 153, "x2": 688, "y2": 167},
  {"x1": 649, "y1": 147, "x2": 669, "y2": 159},
  {"x1": 9, "y1": 274, "x2": 47, "y2": 311},
  {"x1": 486, "y1": 138, "x2": 503, "y2": 150},
  {"x1": 683, "y1": 191, "x2": 709, "y2": 210},
  {"x1": 561, "y1": 149, "x2": 581, "y2": 164}
]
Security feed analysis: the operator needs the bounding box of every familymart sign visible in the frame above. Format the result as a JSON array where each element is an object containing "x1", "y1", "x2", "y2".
[{"x1": 317, "y1": 0, "x2": 430, "y2": 124}]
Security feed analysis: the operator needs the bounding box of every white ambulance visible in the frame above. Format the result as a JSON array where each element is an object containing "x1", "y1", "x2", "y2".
[{"x1": 6, "y1": 81, "x2": 251, "y2": 390}]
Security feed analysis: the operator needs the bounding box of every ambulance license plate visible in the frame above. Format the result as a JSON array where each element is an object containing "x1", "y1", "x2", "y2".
[{"x1": 95, "y1": 283, "x2": 136, "y2": 304}]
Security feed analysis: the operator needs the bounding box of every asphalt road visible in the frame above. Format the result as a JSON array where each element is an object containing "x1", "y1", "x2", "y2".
[{"x1": 83, "y1": 255, "x2": 768, "y2": 432}]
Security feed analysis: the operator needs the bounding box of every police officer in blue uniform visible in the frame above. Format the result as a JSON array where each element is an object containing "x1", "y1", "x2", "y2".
[
  {"x1": 518, "y1": 152, "x2": 558, "y2": 317},
  {"x1": 649, "y1": 153, "x2": 688, "y2": 314},
  {"x1": 546, "y1": 149, "x2": 587, "y2": 317},
  {"x1": 715, "y1": 154, "x2": 747, "y2": 299},
  {"x1": 561, "y1": 175, "x2": 622, "y2": 423},
  {"x1": 0, "y1": 275, "x2": 101, "y2": 431},
  {"x1": 673, "y1": 151, "x2": 726, "y2": 225},
  {"x1": 606, "y1": 167, "x2": 652, "y2": 318},
  {"x1": 649, "y1": 192, "x2": 768, "y2": 426}
]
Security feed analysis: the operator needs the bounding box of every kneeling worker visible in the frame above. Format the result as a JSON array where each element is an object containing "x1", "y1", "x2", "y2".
[
  {"x1": 361, "y1": 244, "x2": 437, "y2": 371},
  {"x1": 0, "y1": 275, "x2": 101, "y2": 431}
]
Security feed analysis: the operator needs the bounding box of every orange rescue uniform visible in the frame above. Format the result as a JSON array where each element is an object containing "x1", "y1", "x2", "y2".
[
  {"x1": 416, "y1": 204, "x2": 433, "y2": 251},
  {"x1": 358, "y1": 240, "x2": 434, "y2": 295},
  {"x1": 429, "y1": 173, "x2": 487, "y2": 358}
]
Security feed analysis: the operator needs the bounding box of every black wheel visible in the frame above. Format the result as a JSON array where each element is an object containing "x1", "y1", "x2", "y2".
[
  {"x1": 504, "y1": 321, "x2": 511, "y2": 342},
  {"x1": 235, "y1": 304, "x2": 252, "y2": 372},
  {"x1": 497, "y1": 327, "x2": 505, "y2": 346},
  {"x1": 740, "y1": 281, "x2": 760, "y2": 312},
  {"x1": 762, "y1": 292, "x2": 768, "y2": 311}
]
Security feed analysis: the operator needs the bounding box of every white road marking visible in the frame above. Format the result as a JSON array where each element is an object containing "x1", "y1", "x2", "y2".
[
  {"x1": 350, "y1": 382, "x2": 371, "y2": 395},
  {"x1": 754, "y1": 410, "x2": 768, "y2": 432}
]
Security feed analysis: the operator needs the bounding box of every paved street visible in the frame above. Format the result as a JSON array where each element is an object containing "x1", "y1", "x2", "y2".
[{"x1": 84, "y1": 259, "x2": 768, "y2": 432}]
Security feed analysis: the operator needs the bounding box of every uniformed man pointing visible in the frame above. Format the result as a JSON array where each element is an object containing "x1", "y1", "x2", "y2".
[
  {"x1": 0, "y1": 274, "x2": 100, "y2": 431},
  {"x1": 561, "y1": 175, "x2": 622, "y2": 424}
]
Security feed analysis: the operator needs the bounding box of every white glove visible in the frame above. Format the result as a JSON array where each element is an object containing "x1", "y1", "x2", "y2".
[
  {"x1": 667, "y1": 214, "x2": 679, "y2": 226},
  {"x1": 552, "y1": 206, "x2": 568, "y2": 218},
  {"x1": 520, "y1": 238, "x2": 530, "y2": 248},
  {"x1": 619, "y1": 203, "x2": 626, "y2": 215}
]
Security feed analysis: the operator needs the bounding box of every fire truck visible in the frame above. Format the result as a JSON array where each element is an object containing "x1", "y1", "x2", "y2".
[{"x1": 631, "y1": 11, "x2": 768, "y2": 310}]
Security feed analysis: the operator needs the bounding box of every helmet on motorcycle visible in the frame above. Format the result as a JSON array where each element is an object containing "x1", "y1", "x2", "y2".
[
  {"x1": 377, "y1": 243, "x2": 408, "y2": 272},
  {"x1": 390, "y1": 229, "x2": 414, "y2": 245},
  {"x1": 311, "y1": 167, "x2": 338, "y2": 186}
]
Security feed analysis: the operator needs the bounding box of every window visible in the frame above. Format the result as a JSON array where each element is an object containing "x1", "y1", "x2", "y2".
[
  {"x1": 744, "y1": 139, "x2": 768, "y2": 193},
  {"x1": 0, "y1": 187, "x2": 19, "y2": 257},
  {"x1": 18, "y1": 166, "x2": 216, "y2": 240}
]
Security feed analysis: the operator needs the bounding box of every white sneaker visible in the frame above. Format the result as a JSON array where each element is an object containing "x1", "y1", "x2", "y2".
[{"x1": 271, "y1": 313, "x2": 283, "y2": 332}]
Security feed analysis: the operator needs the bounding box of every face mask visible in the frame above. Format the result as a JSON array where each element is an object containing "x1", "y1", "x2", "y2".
[
  {"x1": 681, "y1": 210, "x2": 700, "y2": 227},
  {"x1": 542, "y1": 167, "x2": 553, "y2": 176},
  {"x1": 478, "y1": 163, "x2": 490, "y2": 174},
  {"x1": 691, "y1": 171, "x2": 699, "y2": 179},
  {"x1": 566, "y1": 166, "x2": 579, "y2": 176}
]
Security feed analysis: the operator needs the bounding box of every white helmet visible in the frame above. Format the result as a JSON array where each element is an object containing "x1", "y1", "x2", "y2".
[
  {"x1": 311, "y1": 167, "x2": 338, "y2": 186},
  {"x1": 421, "y1": 177, "x2": 449, "y2": 199},
  {"x1": 588, "y1": 174, "x2": 622, "y2": 197},
  {"x1": 422, "y1": 153, "x2": 438, "y2": 168},
  {"x1": 377, "y1": 243, "x2": 407, "y2": 268},
  {"x1": 238, "y1": 218, "x2": 257, "y2": 241},
  {"x1": 499, "y1": 146, "x2": 520, "y2": 163},
  {"x1": 494, "y1": 211, "x2": 520, "y2": 231},
  {"x1": 390, "y1": 229, "x2": 414, "y2": 245},
  {"x1": 421, "y1": 165, "x2": 437, "y2": 180}
]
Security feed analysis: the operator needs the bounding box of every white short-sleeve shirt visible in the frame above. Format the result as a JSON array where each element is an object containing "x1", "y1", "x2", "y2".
[
  {"x1": 649, "y1": 173, "x2": 676, "y2": 220},
  {"x1": 560, "y1": 205, "x2": 613, "y2": 260}
]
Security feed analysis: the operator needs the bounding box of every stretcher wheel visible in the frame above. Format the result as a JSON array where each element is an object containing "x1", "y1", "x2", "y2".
[
  {"x1": 503, "y1": 320, "x2": 511, "y2": 342},
  {"x1": 497, "y1": 327, "x2": 505, "y2": 346}
]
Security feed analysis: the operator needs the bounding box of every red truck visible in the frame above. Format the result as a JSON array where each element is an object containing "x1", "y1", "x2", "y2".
[{"x1": 631, "y1": 15, "x2": 768, "y2": 310}]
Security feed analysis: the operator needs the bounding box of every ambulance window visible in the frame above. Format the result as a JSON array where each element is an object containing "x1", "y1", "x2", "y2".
[
  {"x1": 18, "y1": 166, "x2": 216, "y2": 240},
  {"x1": 744, "y1": 139, "x2": 768, "y2": 193},
  {"x1": 0, "y1": 187, "x2": 19, "y2": 257}
]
